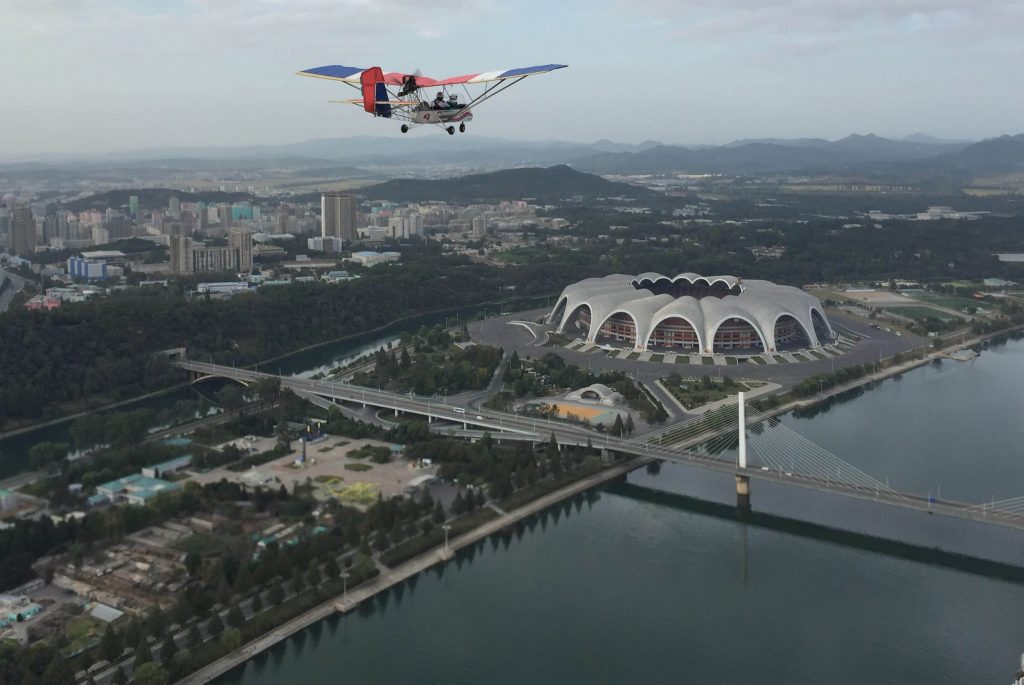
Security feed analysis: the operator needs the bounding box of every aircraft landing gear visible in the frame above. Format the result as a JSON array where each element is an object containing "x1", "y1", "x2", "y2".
[
  {"x1": 459, "y1": 123, "x2": 466, "y2": 133},
  {"x1": 400, "y1": 124, "x2": 409, "y2": 133},
  {"x1": 446, "y1": 126, "x2": 456, "y2": 135}
]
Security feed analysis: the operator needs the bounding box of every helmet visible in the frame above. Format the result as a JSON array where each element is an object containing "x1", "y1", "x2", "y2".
[
  {"x1": 448, "y1": 94, "x2": 457, "y2": 100},
  {"x1": 436, "y1": 92, "x2": 443, "y2": 98}
]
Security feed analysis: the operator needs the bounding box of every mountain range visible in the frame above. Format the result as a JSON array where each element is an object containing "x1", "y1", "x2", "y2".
[{"x1": 5, "y1": 133, "x2": 1023, "y2": 181}]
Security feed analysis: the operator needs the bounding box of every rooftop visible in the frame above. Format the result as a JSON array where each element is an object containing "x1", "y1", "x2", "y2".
[{"x1": 97, "y1": 474, "x2": 180, "y2": 501}]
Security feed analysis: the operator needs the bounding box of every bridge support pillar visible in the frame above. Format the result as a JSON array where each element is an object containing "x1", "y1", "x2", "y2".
[
  {"x1": 600, "y1": 448, "x2": 613, "y2": 464},
  {"x1": 735, "y1": 474, "x2": 750, "y2": 512}
]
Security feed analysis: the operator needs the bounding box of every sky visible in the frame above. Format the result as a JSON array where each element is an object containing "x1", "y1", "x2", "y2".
[{"x1": 1, "y1": 0, "x2": 1023, "y2": 157}]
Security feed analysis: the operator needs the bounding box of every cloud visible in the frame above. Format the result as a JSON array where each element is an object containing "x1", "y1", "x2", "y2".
[{"x1": 633, "y1": 0, "x2": 1024, "y2": 47}]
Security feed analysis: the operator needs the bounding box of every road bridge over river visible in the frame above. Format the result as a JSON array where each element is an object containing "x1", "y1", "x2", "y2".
[{"x1": 175, "y1": 358, "x2": 1024, "y2": 570}]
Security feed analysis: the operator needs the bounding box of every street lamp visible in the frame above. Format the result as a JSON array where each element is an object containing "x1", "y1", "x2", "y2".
[{"x1": 341, "y1": 570, "x2": 350, "y2": 605}]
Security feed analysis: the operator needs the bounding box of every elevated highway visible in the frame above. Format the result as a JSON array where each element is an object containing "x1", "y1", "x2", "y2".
[{"x1": 175, "y1": 358, "x2": 1024, "y2": 568}]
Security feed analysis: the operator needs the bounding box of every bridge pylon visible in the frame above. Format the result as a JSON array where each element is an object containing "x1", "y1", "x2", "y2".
[{"x1": 735, "y1": 391, "x2": 751, "y2": 512}]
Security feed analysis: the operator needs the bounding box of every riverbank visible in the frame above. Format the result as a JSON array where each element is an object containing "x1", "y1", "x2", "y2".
[
  {"x1": 0, "y1": 383, "x2": 190, "y2": 442},
  {"x1": 177, "y1": 456, "x2": 650, "y2": 684}
]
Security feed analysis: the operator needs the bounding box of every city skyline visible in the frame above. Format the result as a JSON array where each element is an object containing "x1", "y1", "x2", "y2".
[{"x1": 2, "y1": 0, "x2": 1023, "y2": 157}]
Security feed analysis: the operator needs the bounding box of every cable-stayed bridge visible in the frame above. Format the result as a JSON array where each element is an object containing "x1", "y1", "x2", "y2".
[{"x1": 175, "y1": 358, "x2": 1024, "y2": 569}]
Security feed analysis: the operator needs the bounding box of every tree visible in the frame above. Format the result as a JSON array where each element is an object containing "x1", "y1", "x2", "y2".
[
  {"x1": 112, "y1": 666, "x2": 127, "y2": 685},
  {"x1": 290, "y1": 568, "x2": 305, "y2": 594},
  {"x1": 625, "y1": 414, "x2": 635, "y2": 435},
  {"x1": 324, "y1": 556, "x2": 340, "y2": 580},
  {"x1": 268, "y1": 582, "x2": 285, "y2": 606},
  {"x1": 611, "y1": 414, "x2": 625, "y2": 437},
  {"x1": 42, "y1": 653, "x2": 74, "y2": 685},
  {"x1": 131, "y1": 663, "x2": 170, "y2": 685},
  {"x1": 400, "y1": 347, "x2": 411, "y2": 370},
  {"x1": 226, "y1": 603, "x2": 245, "y2": 629},
  {"x1": 171, "y1": 594, "x2": 193, "y2": 625},
  {"x1": 215, "y1": 384, "x2": 246, "y2": 409},
  {"x1": 99, "y1": 623, "x2": 123, "y2": 662},
  {"x1": 159, "y1": 634, "x2": 177, "y2": 663},
  {"x1": 184, "y1": 551, "x2": 201, "y2": 577},
  {"x1": 432, "y1": 501, "x2": 446, "y2": 524},
  {"x1": 206, "y1": 611, "x2": 224, "y2": 637},
  {"x1": 28, "y1": 442, "x2": 70, "y2": 472},
  {"x1": 186, "y1": 624, "x2": 202, "y2": 649},
  {"x1": 221, "y1": 628, "x2": 243, "y2": 652},
  {"x1": 307, "y1": 561, "x2": 322, "y2": 588},
  {"x1": 134, "y1": 637, "x2": 153, "y2": 666}
]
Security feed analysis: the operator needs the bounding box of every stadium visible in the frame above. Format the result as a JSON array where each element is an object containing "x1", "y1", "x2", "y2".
[{"x1": 548, "y1": 272, "x2": 834, "y2": 355}]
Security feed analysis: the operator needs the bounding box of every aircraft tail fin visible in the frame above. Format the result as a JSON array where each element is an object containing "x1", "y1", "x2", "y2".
[{"x1": 360, "y1": 67, "x2": 392, "y2": 118}]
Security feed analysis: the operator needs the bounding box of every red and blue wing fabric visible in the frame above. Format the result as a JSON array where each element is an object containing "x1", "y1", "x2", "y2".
[
  {"x1": 360, "y1": 67, "x2": 391, "y2": 118},
  {"x1": 298, "y1": 63, "x2": 568, "y2": 88}
]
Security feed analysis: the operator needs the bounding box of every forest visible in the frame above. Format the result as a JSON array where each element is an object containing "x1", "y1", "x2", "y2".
[{"x1": 0, "y1": 253, "x2": 595, "y2": 427}]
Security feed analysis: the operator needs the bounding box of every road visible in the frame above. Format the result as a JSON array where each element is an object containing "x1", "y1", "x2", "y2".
[{"x1": 0, "y1": 267, "x2": 27, "y2": 312}]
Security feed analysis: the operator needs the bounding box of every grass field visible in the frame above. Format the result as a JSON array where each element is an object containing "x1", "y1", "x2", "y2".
[
  {"x1": 916, "y1": 295, "x2": 981, "y2": 311},
  {"x1": 885, "y1": 306, "x2": 959, "y2": 322}
]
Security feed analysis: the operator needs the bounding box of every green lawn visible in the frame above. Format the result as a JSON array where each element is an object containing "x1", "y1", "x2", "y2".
[
  {"x1": 63, "y1": 615, "x2": 102, "y2": 655},
  {"x1": 662, "y1": 377, "x2": 736, "y2": 410},
  {"x1": 884, "y1": 306, "x2": 959, "y2": 322},
  {"x1": 917, "y1": 295, "x2": 982, "y2": 311}
]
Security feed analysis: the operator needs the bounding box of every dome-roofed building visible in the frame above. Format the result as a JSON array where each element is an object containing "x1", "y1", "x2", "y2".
[
  {"x1": 548, "y1": 272, "x2": 834, "y2": 355},
  {"x1": 565, "y1": 383, "x2": 624, "y2": 406}
]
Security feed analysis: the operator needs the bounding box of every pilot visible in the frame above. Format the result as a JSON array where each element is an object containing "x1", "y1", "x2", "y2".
[
  {"x1": 398, "y1": 74, "x2": 418, "y2": 97},
  {"x1": 432, "y1": 92, "x2": 448, "y2": 109}
]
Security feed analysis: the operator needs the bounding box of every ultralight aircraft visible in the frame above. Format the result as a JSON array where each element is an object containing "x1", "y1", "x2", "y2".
[{"x1": 297, "y1": 63, "x2": 567, "y2": 135}]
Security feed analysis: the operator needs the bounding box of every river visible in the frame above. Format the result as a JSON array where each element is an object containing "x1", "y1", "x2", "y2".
[{"x1": 215, "y1": 337, "x2": 1024, "y2": 684}]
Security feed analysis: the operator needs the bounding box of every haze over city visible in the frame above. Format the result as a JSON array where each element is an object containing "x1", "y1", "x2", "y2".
[{"x1": 3, "y1": 0, "x2": 1024, "y2": 157}]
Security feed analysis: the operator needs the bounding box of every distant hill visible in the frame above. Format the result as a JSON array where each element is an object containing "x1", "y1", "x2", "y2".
[
  {"x1": 360, "y1": 165, "x2": 660, "y2": 203},
  {"x1": 63, "y1": 189, "x2": 258, "y2": 212},
  {"x1": 934, "y1": 134, "x2": 1024, "y2": 174},
  {"x1": 577, "y1": 134, "x2": 973, "y2": 175}
]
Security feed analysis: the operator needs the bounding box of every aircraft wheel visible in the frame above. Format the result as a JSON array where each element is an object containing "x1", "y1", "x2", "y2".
[
  {"x1": 447, "y1": 126, "x2": 455, "y2": 135},
  {"x1": 459, "y1": 123, "x2": 466, "y2": 133},
  {"x1": 400, "y1": 125, "x2": 409, "y2": 133}
]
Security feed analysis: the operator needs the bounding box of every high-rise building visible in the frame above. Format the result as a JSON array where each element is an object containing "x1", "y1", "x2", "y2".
[
  {"x1": 0, "y1": 203, "x2": 9, "y2": 250},
  {"x1": 218, "y1": 203, "x2": 232, "y2": 228},
  {"x1": 129, "y1": 195, "x2": 139, "y2": 218},
  {"x1": 228, "y1": 227, "x2": 253, "y2": 272},
  {"x1": 171, "y1": 229, "x2": 253, "y2": 275},
  {"x1": 169, "y1": 234, "x2": 193, "y2": 274},
  {"x1": 321, "y1": 192, "x2": 356, "y2": 243},
  {"x1": 168, "y1": 196, "x2": 181, "y2": 220},
  {"x1": 10, "y1": 205, "x2": 35, "y2": 256},
  {"x1": 472, "y1": 216, "x2": 488, "y2": 238}
]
